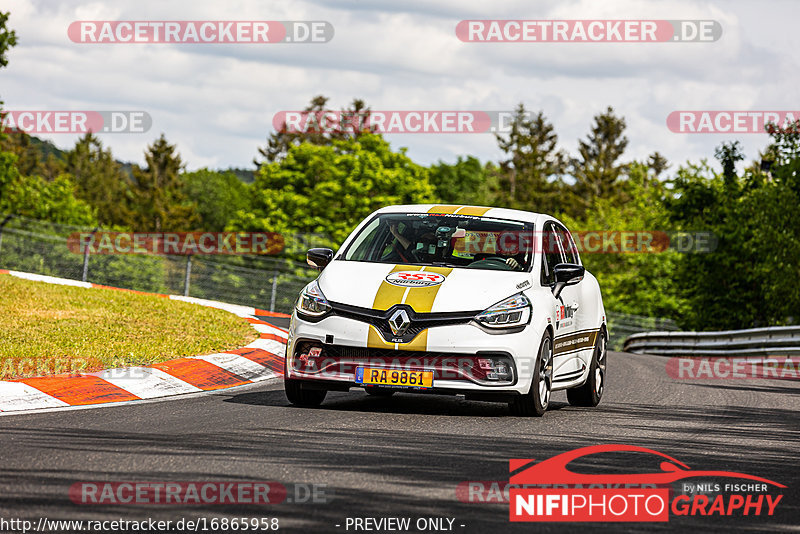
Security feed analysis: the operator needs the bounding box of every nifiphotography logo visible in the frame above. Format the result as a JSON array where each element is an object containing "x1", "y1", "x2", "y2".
[{"x1": 509, "y1": 445, "x2": 785, "y2": 522}]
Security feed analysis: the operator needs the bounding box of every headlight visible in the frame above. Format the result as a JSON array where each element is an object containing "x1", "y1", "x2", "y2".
[
  {"x1": 296, "y1": 280, "x2": 331, "y2": 317},
  {"x1": 475, "y1": 293, "x2": 531, "y2": 328}
]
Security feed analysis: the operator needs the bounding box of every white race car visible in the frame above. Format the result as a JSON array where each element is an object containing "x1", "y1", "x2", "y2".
[{"x1": 284, "y1": 205, "x2": 607, "y2": 416}]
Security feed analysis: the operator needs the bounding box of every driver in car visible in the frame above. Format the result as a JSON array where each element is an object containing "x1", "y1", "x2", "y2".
[{"x1": 383, "y1": 222, "x2": 415, "y2": 263}]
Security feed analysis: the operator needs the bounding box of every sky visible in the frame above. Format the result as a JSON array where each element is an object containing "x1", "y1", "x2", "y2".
[{"x1": 2, "y1": 0, "x2": 798, "y2": 173}]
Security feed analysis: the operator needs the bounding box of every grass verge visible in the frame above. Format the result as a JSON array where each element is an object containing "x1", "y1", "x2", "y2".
[{"x1": 0, "y1": 275, "x2": 258, "y2": 380}]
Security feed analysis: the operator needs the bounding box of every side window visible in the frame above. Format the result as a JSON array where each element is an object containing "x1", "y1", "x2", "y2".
[
  {"x1": 540, "y1": 223, "x2": 565, "y2": 286},
  {"x1": 555, "y1": 224, "x2": 580, "y2": 265}
]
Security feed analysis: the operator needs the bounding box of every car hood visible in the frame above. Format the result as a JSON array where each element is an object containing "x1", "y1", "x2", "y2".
[{"x1": 317, "y1": 260, "x2": 532, "y2": 313}]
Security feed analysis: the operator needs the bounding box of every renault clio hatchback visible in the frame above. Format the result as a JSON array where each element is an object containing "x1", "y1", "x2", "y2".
[{"x1": 284, "y1": 204, "x2": 607, "y2": 416}]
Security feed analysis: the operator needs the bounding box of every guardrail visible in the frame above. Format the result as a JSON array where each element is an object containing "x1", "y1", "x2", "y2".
[
  {"x1": 606, "y1": 311, "x2": 680, "y2": 351},
  {"x1": 623, "y1": 326, "x2": 800, "y2": 357}
]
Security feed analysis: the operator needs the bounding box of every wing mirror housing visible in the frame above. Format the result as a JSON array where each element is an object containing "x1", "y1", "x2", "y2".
[
  {"x1": 552, "y1": 263, "x2": 585, "y2": 299},
  {"x1": 307, "y1": 248, "x2": 334, "y2": 270}
]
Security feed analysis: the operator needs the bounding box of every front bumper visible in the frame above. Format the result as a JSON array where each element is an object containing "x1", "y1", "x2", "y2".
[{"x1": 286, "y1": 311, "x2": 540, "y2": 395}]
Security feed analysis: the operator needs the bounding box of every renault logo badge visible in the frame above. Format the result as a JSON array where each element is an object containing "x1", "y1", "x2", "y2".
[{"x1": 388, "y1": 309, "x2": 411, "y2": 336}]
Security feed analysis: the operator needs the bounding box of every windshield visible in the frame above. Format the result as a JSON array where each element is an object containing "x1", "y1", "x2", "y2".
[{"x1": 343, "y1": 213, "x2": 536, "y2": 271}]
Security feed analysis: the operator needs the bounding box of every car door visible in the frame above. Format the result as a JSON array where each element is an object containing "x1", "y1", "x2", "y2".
[{"x1": 542, "y1": 222, "x2": 583, "y2": 381}]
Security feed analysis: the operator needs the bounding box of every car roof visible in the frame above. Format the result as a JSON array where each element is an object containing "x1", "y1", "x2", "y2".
[{"x1": 373, "y1": 204, "x2": 551, "y2": 225}]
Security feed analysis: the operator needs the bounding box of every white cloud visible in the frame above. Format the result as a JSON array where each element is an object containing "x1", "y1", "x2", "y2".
[{"x1": 2, "y1": 0, "x2": 797, "y2": 172}]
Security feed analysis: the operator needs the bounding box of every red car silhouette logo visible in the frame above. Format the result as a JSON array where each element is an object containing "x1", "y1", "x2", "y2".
[{"x1": 510, "y1": 444, "x2": 785, "y2": 487}]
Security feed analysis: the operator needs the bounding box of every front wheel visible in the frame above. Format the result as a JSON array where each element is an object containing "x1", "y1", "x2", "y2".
[
  {"x1": 509, "y1": 331, "x2": 553, "y2": 417},
  {"x1": 285, "y1": 378, "x2": 327, "y2": 407},
  {"x1": 567, "y1": 329, "x2": 607, "y2": 407}
]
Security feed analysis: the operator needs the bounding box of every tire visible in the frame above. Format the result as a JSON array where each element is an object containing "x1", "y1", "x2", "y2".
[
  {"x1": 284, "y1": 378, "x2": 327, "y2": 407},
  {"x1": 567, "y1": 329, "x2": 607, "y2": 407},
  {"x1": 509, "y1": 331, "x2": 553, "y2": 417},
  {"x1": 365, "y1": 387, "x2": 394, "y2": 397}
]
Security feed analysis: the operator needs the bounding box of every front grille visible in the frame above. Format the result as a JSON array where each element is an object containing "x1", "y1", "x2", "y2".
[
  {"x1": 292, "y1": 341, "x2": 516, "y2": 385},
  {"x1": 329, "y1": 301, "x2": 479, "y2": 343}
]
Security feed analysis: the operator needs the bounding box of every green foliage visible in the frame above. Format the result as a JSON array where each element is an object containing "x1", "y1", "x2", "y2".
[
  {"x1": 236, "y1": 133, "x2": 435, "y2": 252},
  {"x1": 0, "y1": 10, "x2": 17, "y2": 69},
  {"x1": 666, "y1": 138, "x2": 800, "y2": 329},
  {"x1": 0, "y1": 151, "x2": 95, "y2": 225},
  {"x1": 0, "y1": 132, "x2": 66, "y2": 180},
  {"x1": 183, "y1": 168, "x2": 250, "y2": 231},
  {"x1": 494, "y1": 104, "x2": 567, "y2": 213},
  {"x1": 66, "y1": 133, "x2": 134, "y2": 228},
  {"x1": 428, "y1": 156, "x2": 496, "y2": 205},
  {"x1": 568, "y1": 106, "x2": 629, "y2": 218},
  {"x1": 130, "y1": 134, "x2": 198, "y2": 232},
  {"x1": 563, "y1": 162, "x2": 686, "y2": 319},
  {"x1": 256, "y1": 95, "x2": 374, "y2": 165}
]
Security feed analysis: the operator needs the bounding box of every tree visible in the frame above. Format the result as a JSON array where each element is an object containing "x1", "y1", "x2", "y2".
[
  {"x1": 235, "y1": 133, "x2": 435, "y2": 253},
  {"x1": 130, "y1": 134, "x2": 198, "y2": 232},
  {"x1": 494, "y1": 104, "x2": 567, "y2": 213},
  {"x1": 647, "y1": 151, "x2": 669, "y2": 178},
  {"x1": 714, "y1": 140, "x2": 744, "y2": 193},
  {"x1": 0, "y1": 11, "x2": 16, "y2": 70},
  {"x1": 0, "y1": 132, "x2": 66, "y2": 181},
  {"x1": 255, "y1": 96, "x2": 374, "y2": 165},
  {"x1": 762, "y1": 119, "x2": 800, "y2": 193},
  {"x1": 183, "y1": 168, "x2": 250, "y2": 231},
  {"x1": 0, "y1": 152, "x2": 95, "y2": 225},
  {"x1": 561, "y1": 162, "x2": 686, "y2": 320},
  {"x1": 667, "y1": 132, "x2": 800, "y2": 329},
  {"x1": 0, "y1": 8, "x2": 18, "y2": 146},
  {"x1": 65, "y1": 133, "x2": 134, "y2": 228},
  {"x1": 427, "y1": 156, "x2": 496, "y2": 205},
  {"x1": 568, "y1": 106, "x2": 629, "y2": 218}
]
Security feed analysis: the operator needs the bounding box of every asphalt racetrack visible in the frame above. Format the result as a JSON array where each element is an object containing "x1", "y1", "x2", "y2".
[{"x1": 0, "y1": 351, "x2": 797, "y2": 533}]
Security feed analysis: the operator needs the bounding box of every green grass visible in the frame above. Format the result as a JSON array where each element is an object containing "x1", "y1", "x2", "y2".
[{"x1": 0, "y1": 276, "x2": 258, "y2": 380}]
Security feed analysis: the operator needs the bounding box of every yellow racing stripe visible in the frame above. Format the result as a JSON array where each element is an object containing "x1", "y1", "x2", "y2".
[
  {"x1": 367, "y1": 324, "x2": 395, "y2": 349},
  {"x1": 454, "y1": 206, "x2": 491, "y2": 216},
  {"x1": 372, "y1": 265, "x2": 420, "y2": 311},
  {"x1": 402, "y1": 266, "x2": 452, "y2": 313},
  {"x1": 368, "y1": 265, "x2": 452, "y2": 350},
  {"x1": 427, "y1": 205, "x2": 461, "y2": 214}
]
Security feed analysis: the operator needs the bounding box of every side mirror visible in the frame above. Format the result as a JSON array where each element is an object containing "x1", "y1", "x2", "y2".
[
  {"x1": 307, "y1": 248, "x2": 334, "y2": 270},
  {"x1": 552, "y1": 263, "x2": 585, "y2": 299}
]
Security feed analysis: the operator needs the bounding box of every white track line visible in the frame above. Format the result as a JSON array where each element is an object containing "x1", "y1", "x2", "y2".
[
  {"x1": 168, "y1": 296, "x2": 256, "y2": 317},
  {"x1": 252, "y1": 323, "x2": 289, "y2": 338},
  {"x1": 97, "y1": 367, "x2": 203, "y2": 399},
  {"x1": 7, "y1": 271, "x2": 93, "y2": 288},
  {"x1": 193, "y1": 353, "x2": 275, "y2": 381},
  {"x1": 0, "y1": 382, "x2": 70, "y2": 411}
]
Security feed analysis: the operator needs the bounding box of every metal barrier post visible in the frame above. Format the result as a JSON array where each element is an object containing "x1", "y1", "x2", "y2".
[
  {"x1": 184, "y1": 254, "x2": 193, "y2": 297},
  {"x1": 0, "y1": 214, "x2": 13, "y2": 257},
  {"x1": 81, "y1": 227, "x2": 99, "y2": 282},
  {"x1": 269, "y1": 268, "x2": 278, "y2": 312}
]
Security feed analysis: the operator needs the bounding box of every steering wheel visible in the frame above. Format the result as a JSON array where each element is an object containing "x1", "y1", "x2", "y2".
[
  {"x1": 469, "y1": 256, "x2": 516, "y2": 270},
  {"x1": 411, "y1": 248, "x2": 429, "y2": 263}
]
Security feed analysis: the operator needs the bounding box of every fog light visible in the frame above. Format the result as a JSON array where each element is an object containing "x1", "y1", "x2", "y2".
[
  {"x1": 477, "y1": 358, "x2": 493, "y2": 370},
  {"x1": 478, "y1": 357, "x2": 513, "y2": 381},
  {"x1": 298, "y1": 345, "x2": 323, "y2": 368}
]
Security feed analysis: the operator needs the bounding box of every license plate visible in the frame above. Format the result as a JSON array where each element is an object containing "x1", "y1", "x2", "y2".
[{"x1": 355, "y1": 367, "x2": 434, "y2": 389}]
